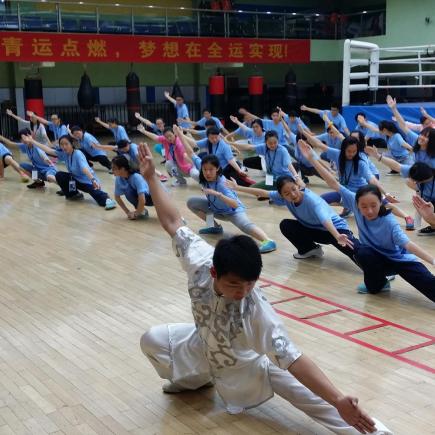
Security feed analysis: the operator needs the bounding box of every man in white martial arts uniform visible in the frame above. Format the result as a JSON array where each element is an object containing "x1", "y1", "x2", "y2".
[{"x1": 136, "y1": 142, "x2": 392, "y2": 435}]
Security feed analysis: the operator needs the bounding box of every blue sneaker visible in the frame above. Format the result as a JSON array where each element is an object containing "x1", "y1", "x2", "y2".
[
  {"x1": 105, "y1": 198, "x2": 117, "y2": 210},
  {"x1": 199, "y1": 225, "x2": 223, "y2": 235},
  {"x1": 357, "y1": 282, "x2": 391, "y2": 294},
  {"x1": 259, "y1": 240, "x2": 277, "y2": 254},
  {"x1": 339, "y1": 208, "x2": 353, "y2": 218}
]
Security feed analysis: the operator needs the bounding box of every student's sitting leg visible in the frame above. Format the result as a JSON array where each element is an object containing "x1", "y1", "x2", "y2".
[
  {"x1": 321, "y1": 191, "x2": 342, "y2": 206},
  {"x1": 279, "y1": 219, "x2": 324, "y2": 258},
  {"x1": 392, "y1": 261, "x2": 435, "y2": 302},
  {"x1": 222, "y1": 165, "x2": 255, "y2": 187},
  {"x1": 189, "y1": 166, "x2": 200, "y2": 182},
  {"x1": 269, "y1": 365, "x2": 369, "y2": 435},
  {"x1": 95, "y1": 155, "x2": 112, "y2": 171},
  {"x1": 353, "y1": 245, "x2": 391, "y2": 293},
  {"x1": 75, "y1": 181, "x2": 112, "y2": 208},
  {"x1": 165, "y1": 160, "x2": 187, "y2": 186},
  {"x1": 4, "y1": 155, "x2": 29, "y2": 181},
  {"x1": 140, "y1": 324, "x2": 212, "y2": 392},
  {"x1": 186, "y1": 197, "x2": 222, "y2": 233},
  {"x1": 55, "y1": 171, "x2": 81, "y2": 198}
]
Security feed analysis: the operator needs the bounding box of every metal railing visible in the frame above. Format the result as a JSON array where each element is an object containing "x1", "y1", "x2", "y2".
[{"x1": 0, "y1": 1, "x2": 386, "y2": 40}]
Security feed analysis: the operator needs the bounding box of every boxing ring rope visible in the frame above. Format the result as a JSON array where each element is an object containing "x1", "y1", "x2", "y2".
[{"x1": 342, "y1": 39, "x2": 435, "y2": 106}]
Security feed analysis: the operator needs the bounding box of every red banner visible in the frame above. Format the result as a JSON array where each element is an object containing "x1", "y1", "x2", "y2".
[{"x1": 0, "y1": 32, "x2": 310, "y2": 64}]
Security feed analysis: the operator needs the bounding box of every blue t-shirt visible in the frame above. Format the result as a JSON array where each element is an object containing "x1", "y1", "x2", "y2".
[
  {"x1": 241, "y1": 127, "x2": 265, "y2": 145},
  {"x1": 18, "y1": 144, "x2": 55, "y2": 171},
  {"x1": 340, "y1": 186, "x2": 417, "y2": 262},
  {"x1": 316, "y1": 132, "x2": 342, "y2": 150},
  {"x1": 115, "y1": 173, "x2": 149, "y2": 196},
  {"x1": 117, "y1": 142, "x2": 139, "y2": 169},
  {"x1": 270, "y1": 188, "x2": 349, "y2": 231},
  {"x1": 387, "y1": 133, "x2": 408, "y2": 159},
  {"x1": 202, "y1": 176, "x2": 244, "y2": 215},
  {"x1": 254, "y1": 144, "x2": 292, "y2": 179},
  {"x1": 295, "y1": 142, "x2": 314, "y2": 168},
  {"x1": 197, "y1": 138, "x2": 234, "y2": 169},
  {"x1": 283, "y1": 115, "x2": 307, "y2": 134},
  {"x1": 400, "y1": 165, "x2": 435, "y2": 202},
  {"x1": 79, "y1": 132, "x2": 106, "y2": 157},
  {"x1": 319, "y1": 110, "x2": 348, "y2": 133},
  {"x1": 111, "y1": 126, "x2": 129, "y2": 143},
  {"x1": 47, "y1": 122, "x2": 68, "y2": 140},
  {"x1": 407, "y1": 130, "x2": 435, "y2": 168},
  {"x1": 0, "y1": 142, "x2": 11, "y2": 158},
  {"x1": 174, "y1": 103, "x2": 190, "y2": 128},
  {"x1": 360, "y1": 152, "x2": 379, "y2": 177},
  {"x1": 56, "y1": 149, "x2": 98, "y2": 185},
  {"x1": 356, "y1": 121, "x2": 384, "y2": 139},
  {"x1": 194, "y1": 129, "x2": 208, "y2": 139},
  {"x1": 150, "y1": 123, "x2": 163, "y2": 135},
  {"x1": 197, "y1": 116, "x2": 223, "y2": 130},
  {"x1": 262, "y1": 119, "x2": 286, "y2": 145},
  {"x1": 287, "y1": 131, "x2": 297, "y2": 146},
  {"x1": 327, "y1": 148, "x2": 373, "y2": 192}
]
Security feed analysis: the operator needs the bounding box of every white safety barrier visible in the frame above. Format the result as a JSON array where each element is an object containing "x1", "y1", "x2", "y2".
[{"x1": 342, "y1": 39, "x2": 435, "y2": 106}]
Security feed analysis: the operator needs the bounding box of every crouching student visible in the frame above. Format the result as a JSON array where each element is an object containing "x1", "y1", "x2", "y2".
[
  {"x1": 136, "y1": 142, "x2": 392, "y2": 435},
  {"x1": 0, "y1": 140, "x2": 29, "y2": 182},
  {"x1": 112, "y1": 155, "x2": 153, "y2": 220},
  {"x1": 32, "y1": 134, "x2": 116, "y2": 209},
  {"x1": 0, "y1": 130, "x2": 56, "y2": 188}
]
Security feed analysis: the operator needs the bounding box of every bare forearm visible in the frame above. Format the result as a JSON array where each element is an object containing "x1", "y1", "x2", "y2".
[
  {"x1": 0, "y1": 135, "x2": 16, "y2": 147},
  {"x1": 378, "y1": 154, "x2": 402, "y2": 172},
  {"x1": 233, "y1": 185, "x2": 270, "y2": 198},
  {"x1": 96, "y1": 120, "x2": 110, "y2": 129},
  {"x1": 406, "y1": 242, "x2": 435, "y2": 265},
  {"x1": 289, "y1": 355, "x2": 343, "y2": 407},
  {"x1": 136, "y1": 195, "x2": 146, "y2": 213},
  {"x1": 146, "y1": 173, "x2": 184, "y2": 237},
  {"x1": 323, "y1": 220, "x2": 341, "y2": 240},
  {"x1": 217, "y1": 193, "x2": 238, "y2": 208},
  {"x1": 311, "y1": 155, "x2": 341, "y2": 191},
  {"x1": 115, "y1": 195, "x2": 130, "y2": 214}
]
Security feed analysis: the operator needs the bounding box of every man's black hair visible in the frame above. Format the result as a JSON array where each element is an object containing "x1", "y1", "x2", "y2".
[
  {"x1": 213, "y1": 235, "x2": 262, "y2": 281},
  {"x1": 70, "y1": 125, "x2": 83, "y2": 134},
  {"x1": 206, "y1": 126, "x2": 220, "y2": 136},
  {"x1": 409, "y1": 162, "x2": 435, "y2": 182}
]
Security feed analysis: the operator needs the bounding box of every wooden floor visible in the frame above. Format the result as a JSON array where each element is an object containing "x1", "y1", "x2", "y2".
[{"x1": 1, "y1": 138, "x2": 434, "y2": 435}]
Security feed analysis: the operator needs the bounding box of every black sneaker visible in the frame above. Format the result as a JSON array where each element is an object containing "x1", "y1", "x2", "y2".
[
  {"x1": 27, "y1": 179, "x2": 45, "y2": 189},
  {"x1": 67, "y1": 192, "x2": 84, "y2": 201},
  {"x1": 88, "y1": 161, "x2": 94, "y2": 167},
  {"x1": 257, "y1": 197, "x2": 269, "y2": 201},
  {"x1": 302, "y1": 176, "x2": 310, "y2": 184},
  {"x1": 386, "y1": 170, "x2": 399, "y2": 175},
  {"x1": 417, "y1": 225, "x2": 435, "y2": 236},
  {"x1": 56, "y1": 190, "x2": 65, "y2": 196}
]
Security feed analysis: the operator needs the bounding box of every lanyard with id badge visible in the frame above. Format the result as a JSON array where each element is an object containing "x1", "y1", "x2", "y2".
[
  {"x1": 264, "y1": 149, "x2": 277, "y2": 186},
  {"x1": 67, "y1": 151, "x2": 77, "y2": 192}
]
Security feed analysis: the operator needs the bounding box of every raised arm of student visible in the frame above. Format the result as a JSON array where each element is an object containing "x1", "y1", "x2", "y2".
[
  {"x1": 137, "y1": 123, "x2": 160, "y2": 142},
  {"x1": 134, "y1": 112, "x2": 154, "y2": 128},
  {"x1": 420, "y1": 107, "x2": 435, "y2": 124},
  {"x1": 138, "y1": 143, "x2": 184, "y2": 237},
  {"x1": 226, "y1": 178, "x2": 271, "y2": 199},
  {"x1": 365, "y1": 145, "x2": 402, "y2": 173},
  {"x1": 174, "y1": 125, "x2": 194, "y2": 158},
  {"x1": 413, "y1": 195, "x2": 435, "y2": 227},
  {"x1": 325, "y1": 116, "x2": 345, "y2": 141},
  {"x1": 238, "y1": 108, "x2": 259, "y2": 121},
  {"x1": 230, "y1": 114, "x2": 250, "y2": 132},
  {"x1": 6, "y1": 109, "x2": 28, "y2": 125},
  {"x1": 92, "y1": 143, "x2": 117, "y2": 152},
  {"x1": 225, "y1": 139, "x2": 255, "y2": 152},
  {"x1": 0, "y1": 133, "x2": 19, "y2": 148},
  {"x1": 289, "y1": 355, "x2": 375, "y2": 434},
  {"x1": 26, "y1": 111, "x2": 49, "y2": 126},
  {"x1": 300, "y1": 104, "x2": 321, "y2": 115},
  {"x1": 28, "y1": 136, "x2": 58, "y2": 157},
  {"x1": 385, "y1": 95, "x2": 411, "y2": 135},
  {"x1": 304, "y1": 131, "x2": 329, "y2": 152},
  {"x1": 164, "y1": 91, "x2": 176, "y2": 105},
  {"x1": 94, "y1": 117, "x2": 110, "y2": 130},
  {"x1": 300, "y1": 140, "x2": 341, "y2": 191}
]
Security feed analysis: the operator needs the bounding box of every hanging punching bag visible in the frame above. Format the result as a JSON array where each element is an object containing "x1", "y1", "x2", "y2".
[
  {"x1": 77, "y1": 72, "x2": 94, "y2": 110},
  {"x1": 24, "y1": 77, "x2": 44, "y2": 118},
  {"x1": 209, "y1": 75, "x2": 225, "y2": 119},
  {"x1": 126, "y1": 71, "x2": 141, "y2": 127},
  {"x1": 285, "y1": 68, "x2": 297, "y2": 108}
]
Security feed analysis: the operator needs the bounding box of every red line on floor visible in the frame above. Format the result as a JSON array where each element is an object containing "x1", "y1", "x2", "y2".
[
  {"x1": 261, "y1": 277, "x2": 435, "y2": 375},
  {"x1": 270, "y1": 296, "x2": 306, "y2": 305},
  {"x1": 392, "y1": 340, "x2": 435, "y2": 355},
  {"x1": 301, "y1": 309, "x2": 342, "y2": 320},
  {"x1": 344, "y1": 323, "x2": 386, "y2": 336},
  {"x1": 260, "y1": 277, "x2": 435, "y2": 341},
  {"x1": 274, "y1": 308, "x2": 435, "y2": 375}
]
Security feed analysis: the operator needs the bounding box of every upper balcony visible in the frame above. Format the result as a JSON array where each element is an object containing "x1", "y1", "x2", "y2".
[{"x1": 0, "y1": 1, "x2": 386, "y2": 40}]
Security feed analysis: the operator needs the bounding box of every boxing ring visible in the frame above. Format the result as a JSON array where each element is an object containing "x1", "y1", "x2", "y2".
[{"x1": 341, "y1": 39, "x2": 435, "y2": 129}]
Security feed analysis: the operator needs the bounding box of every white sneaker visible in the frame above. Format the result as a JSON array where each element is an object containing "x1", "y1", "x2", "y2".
[
  {"x1": 293, "y1": 246, "x2": 324, "y2": 259},
  {"x1": 162, "y1": 382, "x2": 188, "y2": 394},
  {"x1": 372, "y1": 418, "x2": 394, "y2": 434},
  {"x1": 138, "y1": 209, "x2": 149, "y2": 219},
  {"x1": 105, "y1": 198, "x2": 117, "y2": 210}
]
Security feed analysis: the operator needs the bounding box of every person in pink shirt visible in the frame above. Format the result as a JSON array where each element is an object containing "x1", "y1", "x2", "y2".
[{"x1": 138, "y1": 124, "x2": 199, "y2": 186}]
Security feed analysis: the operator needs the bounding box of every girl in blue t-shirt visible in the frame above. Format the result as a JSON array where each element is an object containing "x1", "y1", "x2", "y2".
[
  {"x1": 378, "y1": 121, "x2": 414, "y2": 168},
  {"x1": 112, "y1": 155, "x2": 153, "y2": 220},
  {"x1": 186, "y1": 154, "x2": 276, "y2": 254},
  {"x1": 300, "y1": 141, "x2": 435, "y2": 303},
  {"x1": 227, "y1": 175, "x2": 358, "y2": 263},
  {"x1": 0, "y1": 139, "x2": 29, "y2": 183},
  {"x1": 31, "y1": 135, "x2": 116, "y2": 210}
]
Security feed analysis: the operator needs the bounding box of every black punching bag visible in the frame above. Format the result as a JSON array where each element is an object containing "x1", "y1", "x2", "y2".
[
  {"x1": 285, "y1": 68, "x2": 297, "y2": 108},
  {"x1": 171, "y1": 81, "x2": 184, "y2": 99},
  {"x1": 126, "y1": 72, "x2": 141, "y2": 127},
  {"x1": 77, "y1": 72, "x2": 94, "y2": 110}
]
